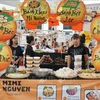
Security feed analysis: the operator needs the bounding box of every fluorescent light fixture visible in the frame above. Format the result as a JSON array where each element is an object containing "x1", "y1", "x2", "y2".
[
  {"x1": 20, "y1": 0, "x2": 100, "y2": 4},
  {"x1": 0, "y1": 3, "x2": 15, "y2": 10},
  {"x1": 82, "y1": 0, "x2": 100, "y2": 4}
]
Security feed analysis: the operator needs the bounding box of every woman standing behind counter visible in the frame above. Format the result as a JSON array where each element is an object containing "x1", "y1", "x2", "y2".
[
  {"x1": 24, "y1": 35, "x2": 35, "y2": 67},
  {"x1": 9, "y1": 35, "x2": 23, "y2": 67}
]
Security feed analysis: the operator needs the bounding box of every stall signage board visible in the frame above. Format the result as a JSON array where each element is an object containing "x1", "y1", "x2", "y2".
[
  {"x1": 57, "y1": 0, "x2": 86, "y2": 26},
  {"x1": 0, "y1": 42, "x2": 12, "y2": 71},
  {"x1": 21, "y1": 0, "x2": 50, "y2": 25},
  {"x1": 0, "y1": 12, "x2": 17, "y2": 41},
  {"x1": 92, "y1": 44, "x2": 100, "y2": 70},
  {"x1": 0, "y1": 79, "x2": 100, "y2": 100},
  {"x1": 90, "y1": 16, "x2": 100, "y2": 41}
]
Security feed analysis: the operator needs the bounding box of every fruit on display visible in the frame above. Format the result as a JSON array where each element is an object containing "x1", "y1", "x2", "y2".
[{"x1": 41, "y1": 55, "x2": 53, "y2": 64}]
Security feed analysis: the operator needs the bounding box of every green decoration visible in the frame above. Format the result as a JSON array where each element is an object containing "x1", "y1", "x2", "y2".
[{"x1": 63, "y1": 0, "x2": 80, "y2": 9}]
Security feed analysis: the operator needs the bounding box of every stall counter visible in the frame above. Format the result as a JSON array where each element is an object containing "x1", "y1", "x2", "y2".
[{"x1": 0, "y1": 78, "x2": 100, "y2": 100}]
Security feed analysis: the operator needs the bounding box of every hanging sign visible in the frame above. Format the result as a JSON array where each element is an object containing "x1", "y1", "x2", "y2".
[
  {"x1": 92, "y1": 45, "x2": 100, "y2": 70},
  {"x1": 21, "y1": 0, "x2": 50, "y2": 25},
  {"x1": 90, "y1": 16, "x2": 100, "y2": 41},
  {"x1": 0, "y1": 12, "x2": 17, "y2": 41},
  {"x1": 0, "y1": 42, "x2": 12, "y2": 71},
  {"x1": 57, "y1": 0, "x2": 86, "y2": 26}
]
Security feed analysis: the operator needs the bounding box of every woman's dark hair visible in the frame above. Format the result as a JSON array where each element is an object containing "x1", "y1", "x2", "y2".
[
  {"x1": 9, "y1": 35, "x2": 17, "y2": 46},
  {"x1": 89, "y1": 43, "x2": 93, "y2": 47},
  {"x1": 80, "y1": 34, "x2": 86, "y2": 44},
  {"x1": 26, "y1": 36, "x2": 34, "y2": 44}
]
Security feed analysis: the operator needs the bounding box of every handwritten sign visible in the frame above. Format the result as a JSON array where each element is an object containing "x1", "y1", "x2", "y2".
[
  {"x1": 90, "y1": 16, "x2": 100, "y2": 41},
  {"x1": 57, "y1": 0, "x2": 86, "y2": 26},
  {"x1": 0, "y1": 42, "x2": 12, "y2": 71},
  {"x1": 21, "y1": 0, "x2": 50, "y2": 25},
  {"x1": 0, "y1": 12, "x2": 17, "y2": 41},
  {"x1": 92, "y1": 45, "x2": 100, "y2": 70}
]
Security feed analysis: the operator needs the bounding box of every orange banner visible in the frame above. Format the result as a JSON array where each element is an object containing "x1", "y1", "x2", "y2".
[{"x1": 0, "y1": 79, "x2": 100, "y2": 100}]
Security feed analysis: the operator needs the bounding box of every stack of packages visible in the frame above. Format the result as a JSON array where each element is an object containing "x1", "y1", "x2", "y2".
[
  {"x1": 26, "y1": 57, "x2": 33, "y2": 73},
  {"x1": 33, "y1": 57, "x2": 40, "y2": 68}
]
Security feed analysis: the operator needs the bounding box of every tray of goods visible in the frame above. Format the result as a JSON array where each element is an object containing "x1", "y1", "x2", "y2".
[
  {"x1": 78, "y1": 69, "x2": 100, "y2": 79},
  {"x1": 53, "y1": 57, "x2": 66, "y2": 65},
  {"x1": 54, "y1": 67, "x2": 77, "y2": 78},
  {"x1": 5, "y1": 70, "x2": 30, "y2": 79}
]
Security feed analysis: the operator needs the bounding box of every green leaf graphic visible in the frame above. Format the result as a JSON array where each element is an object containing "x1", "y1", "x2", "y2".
[
  {"x1": 63, "y1": 0, "x2": 80, "y2": 9},
  {"x1": 0, "y1": 13, "x2": 13, "y2": 21},
  {"x1": 0, "y1": 44, "x2": 5, "y2": 49}
]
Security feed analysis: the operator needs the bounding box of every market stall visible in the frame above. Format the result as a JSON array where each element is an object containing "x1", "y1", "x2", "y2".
[
  {"x1": 0, "y1": 0, "x2": 100, "y2": 100},
  {"x1": 0, "y1": 69, "x2": 100, "y2": 100}
]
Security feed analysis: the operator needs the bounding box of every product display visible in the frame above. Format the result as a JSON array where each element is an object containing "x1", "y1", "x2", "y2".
[
  {"x1": 0, "y1": 1, "x2": 99, "y2": 100},
  {"x1": 26, "y1": 57, "x2": 33, "y2": 68},
  {"x1": 5, "y1": 72, "x2": 30, "y2": 79},
  {"x1": 33, "y1": 56, "x2": 40, "y2": 68},
  {"x1": 55, "y1": 67, "x2": 77, "y2": 78}
]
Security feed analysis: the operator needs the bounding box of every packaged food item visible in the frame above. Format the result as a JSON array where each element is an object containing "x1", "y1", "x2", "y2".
[
  {"x1": 33, "y1": 57, "x2": 40, "y2": 61},
  {"x1": 26, "y1": 64, "x2": 33, "y2": 68}
]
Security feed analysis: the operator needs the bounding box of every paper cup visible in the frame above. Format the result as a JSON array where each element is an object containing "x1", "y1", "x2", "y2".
[
  {"x1": 74, "y1": 61, "x2": 82, "y2": 69},
  {"x1": 33, "y1": 57, "x2": 40, "y2": 60},
  {"x1": 26, "y1": 60, "x2": 33, "y2": 64},
  {"x1": 74, "y1": 55, "x2": 82, "y2": 61},
  {"x1": 26, "y1": 64, "x2": 33, "y2": 68},
  {"x1": 26, "y1": 56, "x2": 33, "y2": 60}
]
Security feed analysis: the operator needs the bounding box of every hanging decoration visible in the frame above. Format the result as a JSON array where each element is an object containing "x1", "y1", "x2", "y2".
[
  {"x1": 90, "y1": 16, "x2": 100, "y2": 41},
  {"x1": 48, "y1": 14, "x2": 59, "y2": 27},
  {"x1": 26, "y1": 21, "x2": 37, "y2": 29},
  {"x1": 72, "y1": 20, "x2": 84, "y2": 32},
  {"x1": 92, "y1": 45, "x2": 100, "y2": 70},
  {"x1": 0, "y1": 11, "x2": 17, "y2": 41},
  {"x1": 21, "y1": 0, "x2": 50, "y2": 25},
  {"x1": 80, "y1": 31, "x2": 92, "y2": 44},
  {"x1": 57, "y1": 0, "x2": 86, "y2": 26},
  {"x1": 0, "y1": 42, "x2": 12, "y2": 71}
]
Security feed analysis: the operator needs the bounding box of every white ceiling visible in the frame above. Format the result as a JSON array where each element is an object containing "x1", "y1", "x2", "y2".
[{"x1": 0, "y1": 0, "x2": 100, "y2": 10}]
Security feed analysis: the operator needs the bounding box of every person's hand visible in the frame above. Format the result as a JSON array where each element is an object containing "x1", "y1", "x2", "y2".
[
  {"x1": 11, "y1": 59, "x2": 16, "y2": 65},
  {"x1": 15, "y1": 60, "x2": 19, "y2": 64}
]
